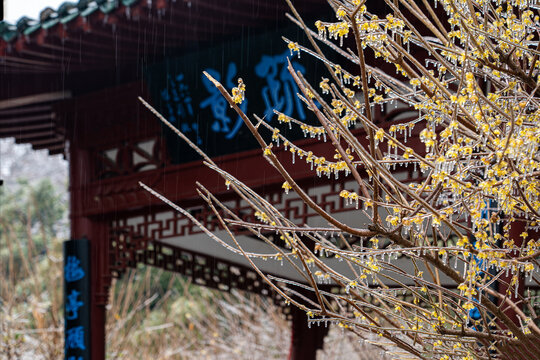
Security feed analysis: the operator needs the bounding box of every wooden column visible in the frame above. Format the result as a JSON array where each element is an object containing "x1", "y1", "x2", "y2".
[
  {"x1": 288, "y1": 306, "x2": 329, "y2": 360},
  {"x1": 70, "y1": 145, "x2": 110, "y2": 360},
  {"x1": 497, "y1": 221, "x2": 531, "y2": 326}
]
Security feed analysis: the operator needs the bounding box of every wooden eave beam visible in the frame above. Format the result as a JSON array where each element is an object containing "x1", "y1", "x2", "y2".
[
  {"x1": 30, "y1": 29, "x2": 143, "y2": 61},
  {"x1": 12, "y1": 130, "x2": 57, "y2": 141},
  {"x1": 0, "y1": 60, "x2": 55, "y2": 70},
  {"x1": 84, "y1": 3, "x2": 253, "y2": 40},
  {"x1": 48, "y1": 25, "x2": 176, "y2": 55},
  {"x1": 27, "y1": 36, "x2": 109, "y2": 57},
  {"x1": 0, "y1": 54, "x2": 61, "y2": 69},
  {"x1": 0, "y1": 115, "x2": 54, "y2": 126},
  {"x1": 80, "y1": 23, "x2": 190, "y2": 46},
  {"x1": 13, "y1": 44, "x2": 74, "y2": 63},
  {"x1": 11, "y1": 50, "x2": 115, "y2": 69},
  {"x1": 30, "y1": 137, "x2": 64, "y2": 149},
  {"x1": 10, "y1": 30, "x2": 115, "y2": 67},
  {"x1": 0, "y1": 92, "x2": 69, "y2": 110},
  {"x1": 49, "y1": 145, "x2": 65, "y2": 155},
  {"x1": 159, "y1": 6, "x2": 266, "y2": 30},
  {"x1": 0, "y1": 122, "x2": 56, "y2": 135},
  {"x1": 0, "y1": 105, "x2": 51, "y2": 116},
  {"x1": 190, "y1": 0, "x2": 288, "y2": 20},
  {"x1": 0, "y1": 64, "x2": 59, "y2": 73}
]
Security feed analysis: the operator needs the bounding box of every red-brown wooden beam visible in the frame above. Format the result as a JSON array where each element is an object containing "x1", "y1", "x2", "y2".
[
  {"x1": 0, "y1": 116, "x2": 54, "y2": 129},
  {"x1": 72, "y1": 116, "x2": 423, "y2": 218},
  {"x1": 0, "y1": 63, "x2": 56, "y2": 73},
  {"x1": 0, "y1": 122, "x2": 54, "y2": 135},
  {"x1": 32, "y1": 28, "x2": 149, "y2": 63},
  {"x1": 70, "y1": 145, "x2": 110, "y2": 360},
  {"x1": 29, "y1": 137, "x2": 64, "y2": 149},
  {"x1": 12, "y1": 130, "x2": 57, "y2": 141},
  {"x1": 25, "y1": 39, "x2": 119, "y2": 62},
  {"x1": 0, "y1": 105, "x2": 52, "y2": 116}
]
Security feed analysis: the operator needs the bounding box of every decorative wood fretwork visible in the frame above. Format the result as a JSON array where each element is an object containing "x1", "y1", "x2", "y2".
[
  {"x1": 96, "y1": 137, "x2": 166, "y2": 179},
  {"x1": 108, "y1": 168, "x2": 418, "y2": 241},
  {"x1": 108, "y1": 227, "x2": 284, "y2": 300},
  {"x1": 106, "y1": 168, "x2": 420, "y2": 304}
]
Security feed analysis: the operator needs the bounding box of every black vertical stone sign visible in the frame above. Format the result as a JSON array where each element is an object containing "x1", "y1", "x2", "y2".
[{"x1": 64, "y1": 238, "x2": 90, "y2": 360}]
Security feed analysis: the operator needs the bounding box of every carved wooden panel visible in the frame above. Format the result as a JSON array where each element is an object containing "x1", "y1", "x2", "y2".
[{"x1": 96, "y1": 136, "x2": 166, "y2": 179}]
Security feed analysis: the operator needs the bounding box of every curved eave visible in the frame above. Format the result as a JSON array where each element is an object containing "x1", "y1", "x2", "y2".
[
  {"x1": 0, "y1": 0, "x2": 326, "y2": 154},
  {"x1": 0, "y1": 91, "x2": 70, "y2": 155},
  {"x1": 0, "y1": 0, "x2": 325, "y2": 74}
]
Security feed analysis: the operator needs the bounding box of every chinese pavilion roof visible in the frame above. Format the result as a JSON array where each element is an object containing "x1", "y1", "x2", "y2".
[
  {"x1": 0, "y1": 0, "x2": 323, "y2": 74},
  {"x1": 0, "y1": 0, "x2": 324, "y2": 154}
]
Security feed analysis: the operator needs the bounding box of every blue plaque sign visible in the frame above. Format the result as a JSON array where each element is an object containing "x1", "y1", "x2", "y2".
[
  {"x1": 146, "y1": 26, "x2": 324, "y2": 164},
  {"x1": 64, "y1": 239, "x2": 90, "y2": 360}
]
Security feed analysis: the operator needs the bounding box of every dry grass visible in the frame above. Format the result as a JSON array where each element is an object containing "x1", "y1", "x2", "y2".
[{"x1": 106, "y1": 268, "x2": 390, "y2": 360}]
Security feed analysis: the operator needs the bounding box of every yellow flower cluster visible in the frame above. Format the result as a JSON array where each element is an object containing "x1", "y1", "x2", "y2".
[
  {"x1": 232, "y1": 2, "x2": 540, "y2": 354},
  {"x1": 231, "y1": 78, "x2": 245, "y2": 104},
  {"x1": 339, "y1": 189, "x2": 360, "y2": 208},
  {"x1": 281, "y1": 181, "x2": 292, "y2": 194}
]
